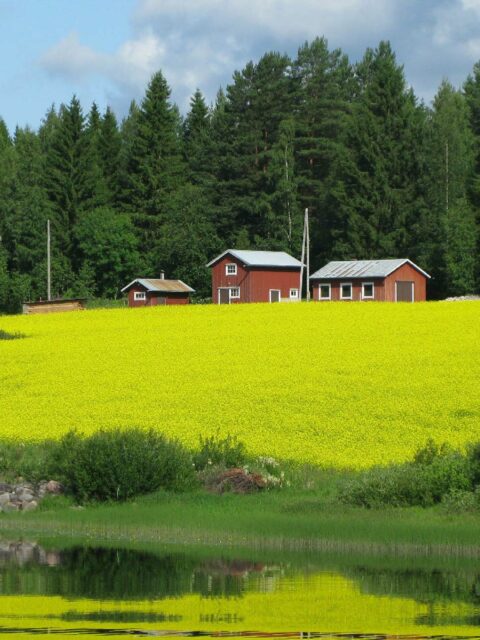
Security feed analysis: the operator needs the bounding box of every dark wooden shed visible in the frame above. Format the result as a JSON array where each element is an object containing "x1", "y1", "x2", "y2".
[
  {"x1": 121, "y1": 278, "x2": 194, "y2": 307},
  {"x1": 309, "y1": 259, "x2": 431, "y2": 302},
  {"x1": 207, "y1": 249, "x2": 303, "y2": 304}
]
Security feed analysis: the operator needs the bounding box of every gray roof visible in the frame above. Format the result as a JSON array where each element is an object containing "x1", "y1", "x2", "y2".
[
  {"x1": 121, "y1": 278, "x2": 195, "y2": 293},
  {"x1": 310, "y1": 259, "x2": 431, "y2": 280},
  {"x1": 207, "y1": 249, "x2": 303, "y2": 269}
]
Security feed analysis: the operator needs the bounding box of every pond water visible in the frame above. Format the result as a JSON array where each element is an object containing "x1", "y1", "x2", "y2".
[{"x1": 0, "y1": 540, "x2": 480, "y2": 639}]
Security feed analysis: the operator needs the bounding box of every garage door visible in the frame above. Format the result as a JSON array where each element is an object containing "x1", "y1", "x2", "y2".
[{"x1": 396, "y1": 281, "x2": 414, "y2": 302}]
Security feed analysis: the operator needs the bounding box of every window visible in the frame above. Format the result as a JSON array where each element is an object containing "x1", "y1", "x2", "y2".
[
  {"x1": 340, "y1": 283, "x2": 352, "y2": 300},
  {"x1": 290, "y1": 288, "x2": 299, "y2": 299},
  {"x1": 226, "y1": 263, "x2": 237, "y2": 275},
  {"x1": 230, "y1": 287, "x2": 240, "y2": 299},
  {"x1": 319, "y1": 284, "x2": 331, "y2": 300},
  {"x1": 134, "y1": 291, "x2": 146, "y2": 301},
  {"x1": 362, "y1": 282, "x2": 374, "y2": 299}
]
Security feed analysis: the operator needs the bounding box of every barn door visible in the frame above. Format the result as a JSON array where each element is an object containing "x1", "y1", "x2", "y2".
[
  {"x1": 269, "y1": 289, "x2": 281, "y2": 303},
  {"x1": 218, "y1": 288, "x2": 230, "y2": 304},
  {"x1": 396, "y1": 281, "x2": 414, "y2": 302},
  {"x1": 157, "y1": 297, "x2": 166, "y2": 305}
]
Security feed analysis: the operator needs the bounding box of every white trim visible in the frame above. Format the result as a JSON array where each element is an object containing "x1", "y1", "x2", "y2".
[
  {"x1": 340, "y1": 282, "x2": 353, "y2": 300},
  {"x1": 361, "y1": 282, "x2": 375, "y2": 300},
  {"x1": 395, "y1": 281, "x2": 415, "y2": 302},
  {"x1": 134, "y1": 291, "x2": 146, "y2": 301},
  {"x1": 225, "y1": 263, "x2": 237, "y2": 276},
  {"x1": 289, "y1": 288, "x2": 299, "y2": 299},
  {"x1": 230, "y1": 287, "x2": 240, "y2": 299},
  {"x1": 269, "y1": 289, "x2": 281, "y2": 302},
  {"x1": 318, "y1": 283, "x2": 331, "y2": 301}
]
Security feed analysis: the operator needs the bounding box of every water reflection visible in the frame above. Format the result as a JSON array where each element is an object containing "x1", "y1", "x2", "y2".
[{"x1": 0, "y1": 540, "x2": 479, "y2": 638}]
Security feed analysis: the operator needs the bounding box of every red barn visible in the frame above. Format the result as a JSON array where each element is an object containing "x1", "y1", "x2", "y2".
[
  {"x1": 121, "y1": 278, "x2": 194, "y2": 307},
  {"x1": 207, "y1": 250, "x2": 303, "y2": 304},
  {"x1": 310, "y1": 259, "x2": 431, "y2": 302}
]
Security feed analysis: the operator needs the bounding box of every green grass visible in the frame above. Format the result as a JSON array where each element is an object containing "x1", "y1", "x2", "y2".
[{"x1": 2, "y1": 484, "x2": 480, "y2": 558}]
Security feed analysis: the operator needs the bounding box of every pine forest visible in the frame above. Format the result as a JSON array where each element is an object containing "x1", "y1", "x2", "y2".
[{"x1": 1, "y1": 38, "x2": 479, "y2": 312}]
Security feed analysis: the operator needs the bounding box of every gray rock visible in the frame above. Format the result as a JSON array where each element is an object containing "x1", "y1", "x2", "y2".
[
  {"x1": 18, "y1": 491, "x2": 34, "y2": 503},
  {"x1": 22, "y1": 500, "x2": 38, "y2": 512},
  {"x1": 2, "y1": 502, "x2": 19, "y2": 513},
  {"x1": 0, "y1": 493, "x2": 11, "y2": 506}
]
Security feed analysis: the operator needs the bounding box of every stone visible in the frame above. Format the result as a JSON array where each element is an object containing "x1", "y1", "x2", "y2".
[
  {"x1": 0, "y1": 483, "x2": 12, "y2": 493},
  {"x1": 0, "y1": 492, "x2": 11, "y2": 506},
  {"x1": 18, "y1": 491, "x2": 34, "y2": 503},
  {"x1": 45, "y1": 480, "x2": 63, "y2": 494},
  {"x1": 1, "y1": 502, "x2": 19, "y2": 513},
  {"x1": 22, "y1": 500, "x2": 38, "y2": 512}
]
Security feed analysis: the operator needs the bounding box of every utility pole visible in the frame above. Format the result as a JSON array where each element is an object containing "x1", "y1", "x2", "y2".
[
  {"x1": 299, "y1": 208, "x2": 310, "y2": 301},
  {"x1": 47, "y1": 219, "x2": 51, "y2": 301}
]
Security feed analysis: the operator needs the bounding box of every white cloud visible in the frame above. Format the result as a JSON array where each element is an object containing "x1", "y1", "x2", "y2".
[{"x1": 38, "y1": 0, "x2": 480, "y2": 114}]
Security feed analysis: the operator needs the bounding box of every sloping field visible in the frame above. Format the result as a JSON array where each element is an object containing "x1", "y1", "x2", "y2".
[{"x1": 0, "y1": 302, "x2": 479, "y2": 468}]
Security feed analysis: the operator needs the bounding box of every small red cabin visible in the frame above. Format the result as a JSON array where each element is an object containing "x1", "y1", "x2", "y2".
[
  {"x1": 207, "y1": 249, "x2": 303, "y2": 304},
  {"x1": 121, "y1": 277, "x2": 194, "y2": 307},
  {"x1": 309, "y1": 259, "x2": 430, "y2": 302}
]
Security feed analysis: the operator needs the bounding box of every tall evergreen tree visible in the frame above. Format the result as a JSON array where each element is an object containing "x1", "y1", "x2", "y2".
[
  {"x1": 425, "y1": 81, "x2": 477, "y2": 295},
  {"x1": 98, "y1": 106, "x2": 122, "y2": 205},
  {"x1": 329, "y1": 42, "x2": 427, "y2": 263},
  {"x1": 292, "y1": 38, "x2": 354, "y2": 263},
  {"x1": 122, "y1": 72, "x2": 185, "y2": 266}
]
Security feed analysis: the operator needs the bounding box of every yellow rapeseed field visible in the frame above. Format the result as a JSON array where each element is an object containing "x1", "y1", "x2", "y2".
[{"x1": 0, "y1": 301, "x2": 479, "y2": 468}]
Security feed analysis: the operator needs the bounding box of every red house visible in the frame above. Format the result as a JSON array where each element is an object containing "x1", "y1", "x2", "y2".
[
  {"x1": 121, "y1": 277, "x2": 194, "y2": 307},
  {"x1": 309, "y1": 259, "x2": 431, "y2": 302},
  {"x1": 207, "y1": 250, "x2": 303, "y2": 304}
]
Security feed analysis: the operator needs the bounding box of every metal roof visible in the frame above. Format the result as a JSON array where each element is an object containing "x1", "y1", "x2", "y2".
[
  {"x1": 207, "y1": 249, "x2": 303, "y2": 268},
  {"x1": 310, "y1": 259, "x2": 431, "y2": 280},
  {"x1": 121, "y1": 278, "x2": 195, "y2": 293}
]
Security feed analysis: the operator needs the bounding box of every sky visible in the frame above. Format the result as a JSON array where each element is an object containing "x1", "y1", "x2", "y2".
[{"x1": 1, "y1": 0, "x2": 480, "y2": 133}]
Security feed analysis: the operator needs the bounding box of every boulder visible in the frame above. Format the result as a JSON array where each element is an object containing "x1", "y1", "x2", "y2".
[
  {"x1": 22, "y1": 500, "x2": 38, "y2": 512},
  {"x1": 0, "y1": 493, "x2": 11, "y2": 506},
  {"x1": 45, "y1": 480, "x2": 63, "y2": 495}
]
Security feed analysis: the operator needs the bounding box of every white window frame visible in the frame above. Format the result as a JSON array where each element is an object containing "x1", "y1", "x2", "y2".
[
  {"x1": 361, "y1": 282, "x2": 375, "y2": 300},
  {"x1": 134, "y1": 291, "x2": 146, "y2": 301},
  {"x1": 340, "y1": 282, "x2": 353, "y2": 300},
  {"x1": 225, "y1": 263, "x2": 237, "y2": 276},
  {"x1": 269, "y1": 289, "x2": 281, "y2": 302},
  {"x1": 289, "y1": 288, "x2": 299, "y2": 299},
  {"x1": 318, "y1": 283, "x2": 331, "y2": 301},
  {"x1": 230, "y1": 287, "x2": 240, "y2": 299}
]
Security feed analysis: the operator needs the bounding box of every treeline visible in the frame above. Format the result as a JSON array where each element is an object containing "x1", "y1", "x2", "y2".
[{"x1": 0, "y1": 38, "x2": 479, "y2": 312}]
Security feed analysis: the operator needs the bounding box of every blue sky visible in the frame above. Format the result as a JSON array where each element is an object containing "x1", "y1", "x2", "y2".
[{"x1": 1, "y1": 0, "x2": 480, "y2": 133}]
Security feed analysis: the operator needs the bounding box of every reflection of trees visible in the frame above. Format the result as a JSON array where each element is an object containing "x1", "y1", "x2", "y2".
[
  {"x1": 0, "y1": 543, "x2": 283, "y2": 601},
  {"x1": 346, "y1": 565, "x2": 480, "y2": 606}
]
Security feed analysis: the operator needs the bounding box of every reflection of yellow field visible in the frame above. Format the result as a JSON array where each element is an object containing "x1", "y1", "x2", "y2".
[
  {"x1": 0, "y1": 302, "x2": 479, "y2": 468},
  {"x1": 0, "y1": 572, "x2": 478, "y2": 637}
]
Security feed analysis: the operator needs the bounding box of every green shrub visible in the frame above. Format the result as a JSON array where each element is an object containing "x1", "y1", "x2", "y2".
[
  {"x1": 340, "y1": 442, "x2": 472, "y2": 508},
  {"x1": 468, "y1": 442, "x2": 480, "y2": 488},
  {"x1": 0, "y1": 440, "x2": 52, "y2": 482},
  {"x1": 47, "y1": 428, "x2": 196, "y2": 502},
  {"x1": 441, "y1": 488, "x2": 479, "y2": 515},
  {"x1": 193, "y1": 433, "x2": 247, "y2": 471}
]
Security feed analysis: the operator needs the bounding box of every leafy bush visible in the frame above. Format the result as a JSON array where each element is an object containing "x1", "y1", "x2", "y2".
[
  {"x1": 340, "y1": 441, "x2": 472, "y2": 508},
  {"x1": 441, "y1": 488, "x2": 480, "y2": 514},
  {"x1": 0, "y1": 440, "x2": 52, "y2": 482},
  {"x1": 193, "y1": 433, "x2": 247, "y2": 471},
  {"x1": 48, "y1": 428, "x2": 196, "y2": 502},
  {"x1": 469, "y1": 442, "x2": 480, "y2": 488}
]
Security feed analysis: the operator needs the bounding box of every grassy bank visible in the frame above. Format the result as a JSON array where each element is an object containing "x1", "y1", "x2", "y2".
[{"x1": 2, "y1": 484, "x2": 480, "y2": 558}]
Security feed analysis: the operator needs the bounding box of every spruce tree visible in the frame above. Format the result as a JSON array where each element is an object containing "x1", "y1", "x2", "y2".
[{"x1": 123, "y1": 72, "x2": 185, "y2": 266}]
